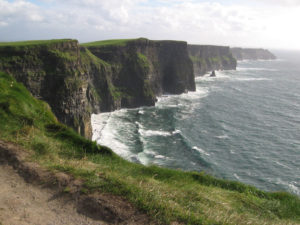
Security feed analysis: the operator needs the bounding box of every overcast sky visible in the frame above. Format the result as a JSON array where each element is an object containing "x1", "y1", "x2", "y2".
[{"x1": 0, "y1": 0, "x2": 299, "y2": 49}]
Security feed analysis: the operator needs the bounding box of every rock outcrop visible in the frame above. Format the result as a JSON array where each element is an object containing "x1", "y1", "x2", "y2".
[
  {"x1": 230, "y1": 48, "x2": 276, "y2": 60},
  {"x1": 188, "y1": 45, "x2": 237, "y2": 76},
  {"x1": 0, "y1": 38, "x2": 195, "y2": 138}
]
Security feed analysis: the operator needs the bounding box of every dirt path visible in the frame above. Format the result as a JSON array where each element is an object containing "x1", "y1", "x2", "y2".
[
  {"x1": 0, "y1": 163, "x2": 107, "y2": 225},
  {"x1": 0, "y1": 140, "x2": 153, "y2": 225}
]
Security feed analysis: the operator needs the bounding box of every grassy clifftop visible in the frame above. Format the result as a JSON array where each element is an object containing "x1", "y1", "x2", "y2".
[
  {"x1": 0, "y1": 39, "x2": 76, "y2": 47},
  {"x1": 82, "y1": 38, "x2": 135, "y2": 47},
  {"x1": 82, "y1": 38, "x2": 187, "y2": 48},
  {"x1": 1, "y1": 71, "x2": 299, "y2": 224}
]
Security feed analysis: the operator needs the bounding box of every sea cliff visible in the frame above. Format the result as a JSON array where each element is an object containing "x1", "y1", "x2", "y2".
[
  {"x1": 188, "y1": 45, "x2": 237, "y2": 76},
  {"x1": 84, "y1": 38, "x2": 195, "y2": 108},
  {"x1": 230, "y1": 47, "x2": 276, "y2": 60},
  {"x1": 0, "y1": 38, "x2": 195, "y2": 138}
]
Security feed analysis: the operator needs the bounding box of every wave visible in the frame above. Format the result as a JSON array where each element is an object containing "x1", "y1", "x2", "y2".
[
  {"x1": 234, "y1": 77, "x2": 271, "y2": 81},
  {"x1": 234, "y1": 173, "x2": 240, "y2": 180},
  {"x1": 272, "y1": 178, "x2": 300, "y2": 196},
  {"x1": 157, "y1": 88, "x2": 209, "y2": 105},
  {"x1": 237, "y1": 67, "x2": 277, "y2": 71},
  {"x1": 139, "y1": 129, "x2": 172, "y2": 137},
  {"x1": 196, "y1": 70, "x2": 271, "y2": 83},
  {"x1": 196, "y1": 71, "x2": 231, "y2": 82},
  {"x1": 192, "y1": 146, "x2": 210, "y2": 156},
  {"x1": 138, "y1": 109, "x2": 145, "y2": 115},
  {"x1": 215, "y1": 135, "x2": 229, "y2": 139},
  {"x1": 91, "y1": 111, "x2": 137, "y2": 160}
]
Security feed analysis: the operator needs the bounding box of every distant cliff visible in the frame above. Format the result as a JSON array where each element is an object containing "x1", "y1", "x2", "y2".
[
  {"x1": 85, "y1": 38, "x2": 195, "y2": 108},
  {"x1": 188, "y1": 45, "x2": 237, "y2": 76},
  {"x1": 230, "y1": 48, "x2": 276, "y2": 60},
  {"x1": 0, "y1": 38, "x2": 195, "y2": 138}
]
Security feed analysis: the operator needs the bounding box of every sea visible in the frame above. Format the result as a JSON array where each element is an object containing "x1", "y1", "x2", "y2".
[{"x1": 92, "y1": 50, "x2": 300, "y2": 196}]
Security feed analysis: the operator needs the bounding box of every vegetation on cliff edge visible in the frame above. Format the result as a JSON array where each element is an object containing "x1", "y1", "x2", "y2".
[
  {"x1": 1, "y1": 71, "x2": 300, "y2": 224},
  {"x1": 0, "y1": 39, "x2": 76, "y2": 47},
  {"x1": 82, "y1": 39, "x2": 135, "y2": 47}
]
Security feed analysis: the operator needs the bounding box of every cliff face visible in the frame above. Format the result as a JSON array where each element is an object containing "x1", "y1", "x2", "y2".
[
  {"x1": 0, "y1": 38, "x2": 195, "y2": 138},
  {"x1": 0, "y1": 40, "x2": 115, "y2": 139},
  {"x1": 230, "y1": 48, "x2": 276, "y2": 60},
  {"x1": 188, "y1": 45, "x2": 237, "y2": 76},
  {"x1": 86, "y1": 38, "x2": 195, "y2": 108}
]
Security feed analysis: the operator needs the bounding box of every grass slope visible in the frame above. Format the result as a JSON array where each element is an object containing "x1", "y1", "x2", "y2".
[
  {"x1": 0, "y1": 71, "x2": 300, "y2": 225},
  {"x1": 0, "y1": 39, "x2": 75, "y2": 47}
]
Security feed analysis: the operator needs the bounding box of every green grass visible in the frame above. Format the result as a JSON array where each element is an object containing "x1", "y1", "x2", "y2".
[
  {"x1": 0, "y1": 39, "x2": 75, "y2": 47},
  {"x1": 82, "y1": 38, "x2": 186, "y2": 48},
  {"x1": 81, "y1": 39, "x2": 135, "y2": 47},
  {"x1": 0, "y1": 71, "x2": 300, "y2": 225},
  {"x1": 80, "y1": 47, "x2": 110, "y2": 67},
  {"x1": 190, "y1": 55, "x2": 201, "y2": 63}
]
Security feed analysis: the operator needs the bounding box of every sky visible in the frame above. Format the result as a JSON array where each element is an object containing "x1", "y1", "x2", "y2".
[{"x1": 0, "y1": 0, "x2": 299, "y2": 49}]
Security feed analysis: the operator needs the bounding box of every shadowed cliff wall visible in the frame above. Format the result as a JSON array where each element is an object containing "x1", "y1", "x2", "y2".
[
  {"x1": 86, "y1": 38, "x2": 195, "y2": 108},
  {"x1": 188, "y1": 45, "x2": 237, "y2": 76}
]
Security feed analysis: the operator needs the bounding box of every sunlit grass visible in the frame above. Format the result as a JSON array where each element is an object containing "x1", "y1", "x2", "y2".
[
  {"x1": 81, "y1": 39, "x2": 135, "y2": 47},
  {"x1": 0, "y1": 39, "x2": 75, "y2": 47}
]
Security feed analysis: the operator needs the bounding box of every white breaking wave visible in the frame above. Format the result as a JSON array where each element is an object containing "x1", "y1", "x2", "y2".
[
  {"x1": 172, "y1": 129, "x2": 181, "y2": 135},
  {"x1": 234, "y1": 173, "x2": 240, "y2": 180},
  {"x1": 91, "y1": 111, "x2": 137, "y2": 160},
  {"x1": 234, "y1": 77, "x2": 271, "y2": 81},
  {"x1": 155, "y1": 155, "x2": 168, "y2": 159},
  {"x1": 139, "y1": 129, "x2": 172, "y2": 137},
  {"x1": 274, "y1": 161, "x2": 292, "y2": 169},
  {"x1": 237, "y1": 67, "x2": 277, "y2": 71},
  {"x1": 196, "y1": 71, "x2": 231, "y2": 82},
  {"x1": 138, "y1": 110, "x2": 145, "y2": 115},
  {"x1": 156, "y1": 87, "x2": 209, "y2": 106},
  {"x1": 273, "y1": 178, "x2": 300, "y2": 196},
  {"x1": 138, "y1": 128, "x2": 181, "y2": 137},
  {"x1": 192, "y1": 146, "x2": 210, "y2": 156},
  {"x1": 216, "y1": 135, "x2": 229, "y2": 139}
]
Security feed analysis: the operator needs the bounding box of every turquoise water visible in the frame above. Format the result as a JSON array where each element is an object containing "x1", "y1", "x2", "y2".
[{"x1": 92, "y1": 51, "x2": 300, "y2": 196}]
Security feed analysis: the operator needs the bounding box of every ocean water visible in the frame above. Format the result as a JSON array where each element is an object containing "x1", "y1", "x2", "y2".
[{"x1": 92, "y1": 50, "x2": 300, "y2": 196}]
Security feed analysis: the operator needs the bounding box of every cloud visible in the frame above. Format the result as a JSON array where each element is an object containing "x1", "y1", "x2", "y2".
[
  {"x1": 0, "y1": 0, "x2": 44, "y2": 23},
  {"x1": 0, "y1": 0, "x2": 299, "y2": 49},
  {"x1": 255, "y1": 0, "x2": 300, "y2": 6}
]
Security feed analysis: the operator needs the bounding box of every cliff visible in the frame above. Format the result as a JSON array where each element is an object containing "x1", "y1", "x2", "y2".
[
  {"x1": 188, "y1": 45, "x2": 237, "y2": 76},
  {"x1": 0, "y1": 39, "x2": 114, "y2": 139},
  {"x1": 84, "y1": 38, "x2": 195, "y2": 108},
  {"x1": 0, "y1": 38, "x2": 195, "y2": 138},
  {"x1": 230, "y1": 47, "x2": 276, "y2": 60}
]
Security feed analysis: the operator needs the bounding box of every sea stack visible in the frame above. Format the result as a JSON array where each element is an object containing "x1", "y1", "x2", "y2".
[{"x1": 210, "y1": 70, "x2": 216, "y2": 77}]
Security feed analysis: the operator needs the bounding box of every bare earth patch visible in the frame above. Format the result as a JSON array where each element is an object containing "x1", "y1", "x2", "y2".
[{"x1": 0, "y1": 140, "x2": 153, "y2": 225}]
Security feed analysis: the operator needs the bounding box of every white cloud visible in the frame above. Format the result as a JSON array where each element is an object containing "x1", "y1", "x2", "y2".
[
  {"x1": 0, "y1": 0, "x2": 44, "y2": 23},
  {"x1": 0, "y1": 0, "x2": 299, "y2": 49},
  {"x1": 255, "y1": 0, "x2": 300, "y2": 6}
]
